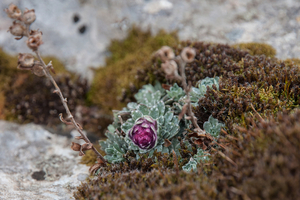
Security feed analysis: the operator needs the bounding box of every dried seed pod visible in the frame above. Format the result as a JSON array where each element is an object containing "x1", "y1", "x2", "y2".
[
  {"x1": 8, "y1": 21, "x2": 26, "y2": 37},
  {"x1": 181, "y1": 47, "x2": 196, "y2": 63},
  {"x1": 81, "y1": 143, "x2": 93, "y2": 151},
  {"x1": 4, "y1": 4, "x2": 22, "y2": 19},
  {"x1": 31, "y1": 61, "x2": 45, "y2": 77},
  {"x1": 18, "y1": 53, "x2": 35, "y2": 68},
  {"x1": 71, "y1": 142, "x2": 81, "y2": 151},
  {"x1": 22, "y1": 9, "x2": 36, "y2": 25},
  {"x1": 161, "y1": 60, "x2": 179, "y2": 80},
  {"x1": 155, "y1": 46, "x2": 175, "y2": 62},
  {"x1": 26, "y1": 30, "x2": 43, "y2": 51}
]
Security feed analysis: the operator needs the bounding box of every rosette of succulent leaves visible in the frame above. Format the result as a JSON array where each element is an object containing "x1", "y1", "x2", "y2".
[{"x1": 100, "y1": 77, "x2": 224, "y2": 171}]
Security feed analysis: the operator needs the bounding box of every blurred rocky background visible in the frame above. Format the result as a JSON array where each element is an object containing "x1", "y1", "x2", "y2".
[
  {"x1": 0, "y1": 0, "x2": 299, "y2": 80},
  {"x1": 0, "y1": 0, "x2": 299, "y2": 199}
]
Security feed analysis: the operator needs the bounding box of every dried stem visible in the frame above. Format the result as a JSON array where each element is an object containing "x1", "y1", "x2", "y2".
[
  {"x1": 6, "y1": 11, "x2": 107, "y2": 164},
  {"x1": 34, "y1": 50, "x2": 106, "y2": 163},
  {"x1": 178, "y1": 59, "x2": 205, "y2": 135}
]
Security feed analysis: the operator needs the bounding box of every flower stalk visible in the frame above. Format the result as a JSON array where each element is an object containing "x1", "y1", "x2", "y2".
[
  {"x1": 5, "y1": 4, "x2": 106, "y2": 164},
  {"x1": 155, "y1": 46, "x2": 206, "y2": 135}
]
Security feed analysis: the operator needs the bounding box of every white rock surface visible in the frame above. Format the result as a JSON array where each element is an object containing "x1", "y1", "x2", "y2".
[
  {"x1": 0, "y1": 0, "x2": 299, "y2": 81},
  {"x1": 0, "y1": 121, "x2": 89, "y2": 200}
]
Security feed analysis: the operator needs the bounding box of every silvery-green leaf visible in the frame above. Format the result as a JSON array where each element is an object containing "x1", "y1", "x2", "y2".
[
  {"x1": 162, "y1": 146, "x2": 169, "y2": 154},
  {"x1": 194, "y1": 149, "x2": 210, "y2": 163},
  {"x1": 209, "y1": 115, "x2": 218, "y2": 124},
  {"x1": 159, "y1": 129, "x2": 166, "y2": 138},
  {"x1": 165, "y1": 106, "x2": 171, "y2": 113},
  {"x1": 182, "y1": 158, "x2": 198, "y2": 172},
  {"x1": 156, "y1": 145, "x2": 163, "y2": 152},
  {"x1": 148, "y1": 149, "x2": 155, "y2": 157},
  {"x1": 157, "y1": 101, "x2": 165, "y2": 116},
  {"x1": 171, "y1": 116, "x2": 179, "y2": 125},
  {"x1": 105, "y1": 148, "x2": 114, "y2": 155},
  {"x1": 105, "y1": 132, "x2": 116, "y2": 142},
  {"x1": 166, "y1": 83, "x2": 185, "y2": 101},
  {"x1": 203, "y1": 122, "x2": 211, "y2": 133},
  {"x1": 127, "y1": 102, "x2": 138, "y2": 110},
  {"x1": 121, "y1": 120, "x2": 134, "y2": 134},
  {"x1": 165, "y1": 122, "x2": 173, "y2": 132},
  {"x1": 164, "y1": 111, "x2": 174, "y2": 125},
  {"x1": 153, "y1": 80, "x2": 165, "y2": 94},
  {"x1": 111, "y1": 143, "x2": 124, "y2": 154},
  {"x1": 149, "y1": 107, "x2": 160, "y2": 119},
  {"x1": 167, "y1": 125, "x2": 179, "y2": 139},
  {"x1": 131, "y1": 110, "x2": 143, "y2": 121},
  {"x1": 107, "y1": 125, "x2": 115, "y2": 133},
  {"x1": 203, "y1": 115, "x2": 224, "y2": 138},
  {"x1": 157, "y1": 116, "x2": 164, "y2": 126},
  {"x1": 99, "y1": 140, "x2": 108, "y2": 150},
  {"x1": 138, "y1": 104, "x2": 149, "y2": 115},
  {"x1": 144, "y1": 93, "x2": 152, "y2": 104},
  {"x1": 139, "y1": 149, "x2": 148, "y2": 154}
]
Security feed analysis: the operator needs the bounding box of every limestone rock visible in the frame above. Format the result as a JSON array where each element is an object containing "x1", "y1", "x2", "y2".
[{"x1": 0, "y1": 120, "x2": 89, "y2": 200}]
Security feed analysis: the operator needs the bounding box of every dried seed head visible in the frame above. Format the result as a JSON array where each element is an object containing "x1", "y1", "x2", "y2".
[
  {"x1": 181, "y1": 47, "x2": 196, "y2": 63},
  {"x1": 31, "y1": 61, "x2": 45, "y2": 77},
  {"x1": 26, "y1": 30, "x2": 43, "y2": 50},
  {"x1": 71, "y1": 142, "x2": 81, "y2": 151},
  {"x1": 155, "y1": 46, "x2": 175, "y2": 62},
  {"x1": 4, "y1": 4, "x2": 22, "y2": 19},
  {"x1": 18, "y1": 53, "x2": 35, "y2": 68},
  {"x1": 161, "y1": 60, "x2": 180, "y2": 79},
  {"x1": 8, "y1": 21, "x2": 26, "y2": 37},
  {"x1": 22, "y1": 9, "x2": 36, "y2": 25},
  {"x1": 81, "y1": 143, "x2": 93, "y2": 151}
]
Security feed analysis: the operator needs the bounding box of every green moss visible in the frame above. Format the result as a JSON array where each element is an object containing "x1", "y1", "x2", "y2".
[
  {"x1": 233, "y1": 42, "x2": 277, "y2": 57},
  {"x1": 88, "y1": 26, "x2": 178, "y2": 113}
]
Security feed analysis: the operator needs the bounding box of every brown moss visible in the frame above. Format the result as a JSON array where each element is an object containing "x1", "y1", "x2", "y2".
[
  {"x1": 88, "y1": 27, "x2": 179, "y2": 113},
  {"x1": 74, "y1": 169, "x2": 216, "y2": 200},
  {"x1": 208, "y1": 110, "x2": 300, "y2": 200},
  {"x1": 284, "y1": 58, "x2": 300, "y2": 67},
  {"x1": 233, "y1": 42, "x2": 277, "y2": 57},
  {"x1": 195, "y1": 54, "x2": 300, "y2": 134}
]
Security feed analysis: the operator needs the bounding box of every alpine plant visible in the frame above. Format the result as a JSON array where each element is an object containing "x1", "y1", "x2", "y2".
[{"x1": 100, "y1": 78, "x2": 223, "y2": 165}]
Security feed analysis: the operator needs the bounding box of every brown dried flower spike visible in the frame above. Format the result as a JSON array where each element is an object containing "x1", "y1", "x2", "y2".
[
  {"x1": 6, "y1": 4, "x2": 107, "y2": 166},
  {"x1": 4, "y1": 4, "x2": 22, "y2": 19}
]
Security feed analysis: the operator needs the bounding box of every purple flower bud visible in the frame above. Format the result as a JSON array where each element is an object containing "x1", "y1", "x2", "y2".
[{"x1": 128, "y1": 116, "x2": 157, "y2": 150}]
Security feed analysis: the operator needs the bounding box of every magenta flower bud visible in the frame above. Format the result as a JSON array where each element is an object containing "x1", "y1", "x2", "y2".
[{"x1": 128, "y1": 116, "x2": 157, "y2": 150}]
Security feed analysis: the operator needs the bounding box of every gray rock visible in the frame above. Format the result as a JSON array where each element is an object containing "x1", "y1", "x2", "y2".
[
  {"x1": 0, "y1": 121, "x2": 89, "y2": 200},
  {"x1": 0, "y1": 0, "x2": 299, "y2": 81}
]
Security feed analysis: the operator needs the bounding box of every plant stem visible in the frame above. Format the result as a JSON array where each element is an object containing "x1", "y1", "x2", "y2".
[
  {"x1": 34, "y1": 50, "x2": 107, "y2": 163},
  {"x1": 179, "y1": 59, "x2": 205, "y2": 135}
]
